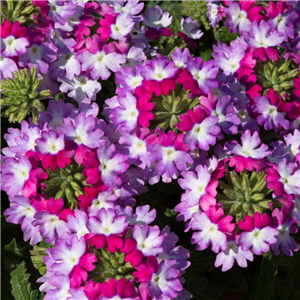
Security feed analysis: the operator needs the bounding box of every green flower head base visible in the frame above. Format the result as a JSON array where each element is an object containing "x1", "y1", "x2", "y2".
[{"x1": 1, "y1": 67, "x2": 50, "y2": 123}]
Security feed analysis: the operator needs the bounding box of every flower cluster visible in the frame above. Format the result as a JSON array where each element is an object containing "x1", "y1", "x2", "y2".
[{"x1": 1, "y1": 0, "x2": 300, "y2": 299}]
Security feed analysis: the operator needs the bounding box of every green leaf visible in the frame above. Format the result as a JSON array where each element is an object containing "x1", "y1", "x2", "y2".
[
  {"x1": 5, "y1": 238, "x2": 23, "y2": 256},
  {"x1": 10, "y1": 261, "x2": 39, "y2": 300}
]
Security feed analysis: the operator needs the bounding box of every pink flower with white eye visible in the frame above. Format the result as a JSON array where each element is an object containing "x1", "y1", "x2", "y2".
[
  {"x1": 227, "y1": 129, "x2": 271, "y2": 172},
  {"x1": 214, "y1": 237, "x2": 253, "y2": 272},
  {"x1": 177, "y1": 108, "x2": 221, "y2": 151},
  {"x1": 78, "y1": 35, "x2": 125, "y2": 80},
  {"x1": 0, "y1": 21, "x2": 29, "y2": 57},
  {"x1": 35, "y1": 130, "x2": 72, "y2": 171},
  {"x1": 271, "y1": 208, "x2": 298, "y2": 256},
  {"x1": 238, "y1": 212, "x2": 278, "y2": 255},
  {"x1": 97, "y1": 12, "x2": 134, "y2": 41},
  {"x1": 178, "y1": 164, "x2": 217, "y2": 211},
  {"x1": 141, "y1": 57, "x2": 178, "y2": 96},
  {"x1": 190, "y1": 206, "x2": 235, "y2": 253},
  {"x1": 143, "y1": 5, "x2": 172, "y2": 28}
]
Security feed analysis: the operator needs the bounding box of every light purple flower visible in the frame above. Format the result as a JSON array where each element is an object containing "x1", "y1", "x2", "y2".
[
  {"x1": 180, "y1": 17, "x2": 203, "y2": 40},
  {"x1": 87, "y1": 207, "x2": 128, "y2": 236},
  {"x1": 171, "y1": 47, "x2": 191, "y2": 68},
  {"x1": 110, "y1": 12, "x2": 135, "y2": 41},
  {"x1": 143, "y1": 5, "x2": 172, "y2": 28},
  {"x1": 0, "y1": 55, "x2": 18, "y2": 78}
]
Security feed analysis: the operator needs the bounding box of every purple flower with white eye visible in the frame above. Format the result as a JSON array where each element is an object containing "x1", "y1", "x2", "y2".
[
  {"x1": 180, "y1": 17, "x2": 203, "y2": 40},
  {"x1": 148, "y1": 259, "x2": 183, "y2": 299},
  {"x1": 115, "y1": 65, "x2": 144, "y2": 94},
  {"x1": 284, "y1": 129, "x2": 300, "y2": 163},
  {"x1": 3, "y1": 120, "x2": 41, "y2": 156},
  {"x1": 4, "y1": 195, "x2": 42, "y2": 245},
  {"x1": 67, "y1": 210, "x2": 90, "y2": 239},
  {"x1": 119, "y1": 127, "x2": 153, "y2": 168},
  {"x1": 271, "y1": 208, "x2": 298, "y2": 256},
  {"x1": 58, "y1": 74, "x2": 101, "y2": 102},
  {"x1": 110, "y1": 92, "x2": 139, "y2": 133},
  {"x1": 1, "y1": 153, "x2": 47, "y2": 198},
  {"x1": 190, "y1": 206, "x2": 235, "y2": 253},
  {"x1": 32, "y1": 198, "x2": 71, "y2": 244},
  {"x1": 149, "y1": 131, "x2": 193, "y2": 179},
  {"x1": 171, "y1": 47, "x2": 191, "y2": 68},
  {"x1": 177, "y1": 108, "x2": 221, "y2": 151},
  {"x1": 120, "y1": 45, "x2": 147, "y2": 69},
  {"x1": 143, "y1": 5, "x2": 172, "y2": 28},
  {"x1": 119, "y1": 205, "x2": 156, "y2": 226},
  {"x1": 87, "y1": 190, "x2": 117, "y2": 217},
  {"x1": 212, "y1": 39, "x2": 248, "y2": 75},
  {"x1": 238, "y1": 212, "x2": 278, "y2": 255},
  {"x1": 179, "y1": 164, "x2": 217, "y2": 210},
  {"x1": 57, "y1": 112, "x2": 104, "y2": 150},
  {"x1": 200, "y1": 93, "x2": 240, "y2": 135},
  {"x1": 48, "y1": 0, "x2": 77, "y2": 25},
  {"x1": 110, "y1": 0, "x2": 144, "y2": 17},
  {"x1": 253, "y1": 95, "x2": 289, "y2": 132},
  {"x1": 19, "y1": 43, "x2": 56, "y2": 74},
  {"x1": 110, "y1": 12, "x2": 135, "y2": 41},
  {"x1": 133, "y1": 224, "x2": 164, "y2": 257},
  {"x1": 214, "y1": 237, "x2": 253, "y2": 272},
  {"x1": 78, "y1": 35, "x2": 125, "y2": 80},
  {"x1": 88, "y1": 208, "x2": 128, "y2": 236},
  {"x1": 49, "y1": 52, "x2": 80, "y2": 80},
  {"x1": 245, "y1": 20, "x2": 285, "y2": 61},
  {"x1": 224, "y1": 1, "x2": 252, "y2": 34},
  {"x1": 174, "y1": 200, "x2": 200, "y2": 230},
  {"x1": 186, "y1": 56, "x2": 219, "y2": 94},
  {"x1": 207, "y1": 3, "x2": 221, "y2": 28},
  {"x1": 227, "y1": 129, "x2": 271, "y2": 172},
  {"x1": 0, "y1": 55, "x2": 17, "y2": 79},
  {"x1": 97, "y1": 141, "x2": 129, "y2": 189}
]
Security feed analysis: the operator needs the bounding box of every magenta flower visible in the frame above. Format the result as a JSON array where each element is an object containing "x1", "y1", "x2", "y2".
[
  {"x1": 238, "y1": 212, "x2": 278, "y2": 255},
  {"x1": 177, "y1": 108, "x2": 221, "y2": 151},
  {"x1": 101, "y1": 278, "x2": 134, "y2": 299},
  {"x1": 191, "y1": 206, "x2": 235, "y2": 253}
]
